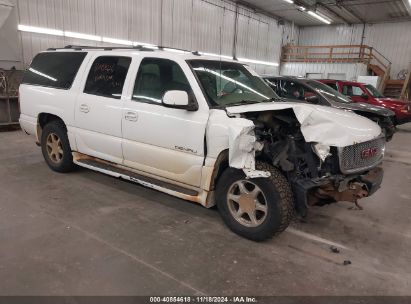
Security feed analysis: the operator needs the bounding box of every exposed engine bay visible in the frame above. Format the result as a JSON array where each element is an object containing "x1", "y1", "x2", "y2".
[{"x1": 240, "y1": 109, "x2": 384, "y2": 215}]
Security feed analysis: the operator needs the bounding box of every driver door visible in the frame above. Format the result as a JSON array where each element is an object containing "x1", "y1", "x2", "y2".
[{"x1": 121, "y1": 57, "x2": 208, "y2": 187}]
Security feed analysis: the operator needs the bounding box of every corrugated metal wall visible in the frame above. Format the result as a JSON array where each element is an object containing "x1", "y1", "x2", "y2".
[
  {"x1": 295, "y1": 22, "x2": 411, "y2": 79},
  {"x1": 281, "y1": 62, "x2": 368, "y2": 81},
  {"x1": 16, "y1": 0, "x2": 290, "y2": 75}
]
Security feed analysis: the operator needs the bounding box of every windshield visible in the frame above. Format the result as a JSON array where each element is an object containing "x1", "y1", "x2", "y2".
[
  {"x1": 188, "y1": 60, "x2": 278, "y2": 107},
  {"x1": 306, "y1": 80, "x2": 353, "y2": 103},
  {"x1": 365, "y1": 84, "x2": 384, "y2": 98}
]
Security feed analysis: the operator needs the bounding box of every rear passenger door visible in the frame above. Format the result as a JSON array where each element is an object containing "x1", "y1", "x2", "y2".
[
  {"x1": 121, "y1": 57, "x2": 208, "y2": 187},
  {"x1": 74, "y1": 55, "x2": 131, "y2": 164}
]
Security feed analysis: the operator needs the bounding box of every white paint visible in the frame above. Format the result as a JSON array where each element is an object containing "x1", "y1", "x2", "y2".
[
  {"x1": 162, "y1": 90, "x2": 189, "y2": 107},
  {"x1": 227, "y1": 102, "x2": 382, "y2": 147}
]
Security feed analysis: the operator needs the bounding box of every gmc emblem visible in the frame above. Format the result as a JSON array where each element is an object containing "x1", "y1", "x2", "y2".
[{"x1": 361, "y1": 147, "x2": 378, "y2": 159}]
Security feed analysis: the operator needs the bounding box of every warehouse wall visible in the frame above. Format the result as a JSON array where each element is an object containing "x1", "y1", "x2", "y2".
[
  {"x1": 0, "y1": 0, "x2": 22, "y2": 69},
  {"x1": 295, "y1": 21, "x2": 411, "y2": 79},
  {"x1": 281, "y1": 62, "x2": 368, "y2": 81},
  {"x1": 13, "y1": 0, "x2": 292, "y2": 75}
]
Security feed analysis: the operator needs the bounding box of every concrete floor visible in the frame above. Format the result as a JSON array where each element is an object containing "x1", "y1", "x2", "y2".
[{"x1": 1, "y1": 125, "x2": 411, "y2": 296}]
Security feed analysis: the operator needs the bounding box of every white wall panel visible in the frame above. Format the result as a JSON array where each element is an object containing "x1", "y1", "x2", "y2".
[
  {"x1": 281, "y1": 62, "x2": 368, "y2": 81},
  {"x1": 15, "y1": 0, "x2": 285, "y2": 71},
  {"x1": 298, "y1": 22, "x2": 411, "y2": 79}
]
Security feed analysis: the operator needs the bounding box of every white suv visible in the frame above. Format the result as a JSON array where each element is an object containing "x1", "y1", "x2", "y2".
[{"x1": 19, "y1": 46, "x2": 385, "y2": 241}]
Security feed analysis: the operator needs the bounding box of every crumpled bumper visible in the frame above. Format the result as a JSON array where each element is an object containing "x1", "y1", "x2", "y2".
[
  {"x1": 358, "y1": 166, "x2": 384, "y2": 196},
  {"x1": 293, "y1": 166, "x2": 384, "y2": 216}
]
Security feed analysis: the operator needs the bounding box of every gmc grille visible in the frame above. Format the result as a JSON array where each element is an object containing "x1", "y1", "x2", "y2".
[{"x1": 338, "y1": 137, "x2": 385, "y2": 174}]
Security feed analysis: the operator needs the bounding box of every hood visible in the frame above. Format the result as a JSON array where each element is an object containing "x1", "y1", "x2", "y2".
[
  {"x1": 226, "y1": 102, "x2": 382, "y2": 147},
  {"x1": 332, "y1": 102, "x2": 395, "y2": 117}
]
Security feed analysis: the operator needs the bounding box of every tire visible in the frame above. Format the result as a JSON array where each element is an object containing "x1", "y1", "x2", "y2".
[
  {"x1": 41, "y1": 120, "x2": 75, "y2": 173},
  {"x1": 216, "y1": 161, "x2": 294, "y2": 241}
]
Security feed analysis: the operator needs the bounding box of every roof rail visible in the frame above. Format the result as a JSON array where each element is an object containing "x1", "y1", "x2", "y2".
[
  {"x1": 47, "y1": 45, "x2": 155, "y2": 52},
  {"x1": 46, "y1": 44, "x2": 202, "y2": 55}
]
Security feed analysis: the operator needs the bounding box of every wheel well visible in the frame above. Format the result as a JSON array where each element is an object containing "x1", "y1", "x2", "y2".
[
  {"x1": 210, "y1": 150, "x2": 229, "y2": 191},
  {"x1": 37, "y1": 113, "x2": 65, "y2": 142}
]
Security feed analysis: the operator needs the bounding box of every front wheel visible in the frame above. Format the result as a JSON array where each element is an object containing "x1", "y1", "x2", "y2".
[{"x1": 216, "y1": 162, "x2": 294, "y2": 241}]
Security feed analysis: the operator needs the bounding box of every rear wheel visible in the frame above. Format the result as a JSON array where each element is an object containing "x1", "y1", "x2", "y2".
[
  {"x1": 216, "y1": 161, "x2": 294, "y2": 241},
  {"x1": 41, "y1": 120, "x2": 75, "y2": 173}
]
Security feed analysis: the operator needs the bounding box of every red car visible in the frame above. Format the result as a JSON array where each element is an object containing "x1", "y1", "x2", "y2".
[{"x1": 320, "y1": 79, "x2": 411, "y2": 125}]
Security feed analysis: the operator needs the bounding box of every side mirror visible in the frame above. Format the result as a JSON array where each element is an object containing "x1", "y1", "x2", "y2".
[
  {"x1": 361, "y1": 93, "x2": 369, "y2": 100},
  {"x1": 162, "y1": 90, "x2": 197, "y2": 111},
  {"x1": 305, "y1": 95, "x2": 319, "y2": 104}
]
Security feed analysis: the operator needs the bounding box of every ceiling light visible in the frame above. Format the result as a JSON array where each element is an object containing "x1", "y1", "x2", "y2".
[
  {"x1": 18, "y1": 24, "x2": 64, "y2": 36},
  {"x1": 65, "y1": 31, "x2": 101, "y2": 41},
  {"x1": 299, "y1": 6, "x2": 306, "y2": 11},
  {"x1": 237, "y1": 57, "x2": 279, "y2": 67},
  {"x1": 102, "y1": 37, "x2": 133, "y2": 45},
  {"x1": 307, "y1": 11, "x2": 331, "y2": 24},
  {"x1": 283, "y1": 0, "x2": 294, "y2": 3},
  {"x1": 199, "y1": 52, "x2": 233, "y2": 60}
]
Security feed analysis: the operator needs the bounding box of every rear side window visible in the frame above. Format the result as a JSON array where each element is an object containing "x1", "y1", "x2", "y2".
[
  {"x1": 22, "y1": 52, "x2": 87, "y2": 89},
  {"x1": 84, "y1": 56, "x2": 131, "y2": 99}
]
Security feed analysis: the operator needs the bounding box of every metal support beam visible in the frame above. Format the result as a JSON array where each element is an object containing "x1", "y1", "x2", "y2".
[{"x1": 316, "y1": 2, "x2": 353, "y2": 24}]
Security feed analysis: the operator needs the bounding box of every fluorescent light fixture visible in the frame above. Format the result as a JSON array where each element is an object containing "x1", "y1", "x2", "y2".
[
  {"x1": 163, "y1": 48, "x2": 189, "y2": 54},
  {"x1": 65, "y1": 31, "x2": 101, "y2": 41},
  {"x1": 283, "y1": 0, "x2": 294, "y2": 3},
  {"x1": 299, "y1": 6, "x2": 306, "y2": 11},
  {"x1": 199, "y1": 52, "x2": 233, "y2": 60},
  {"x1": 237, "y1": 57, "x2": 279, "y2": 67},
  {"x1": 18, "y1": 24, "x2": 63, "y2": 36},
  {"x1": 102, "y1": 37, "x2": 133, "y2": 45},
  {"x1": 307, "y1": 11, "x2": 331, "y2": 24}
]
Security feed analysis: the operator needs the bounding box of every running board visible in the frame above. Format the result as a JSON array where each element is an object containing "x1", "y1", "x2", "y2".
[{"x1": 73, "y1": 156, "x2": 202, "y2": 203}]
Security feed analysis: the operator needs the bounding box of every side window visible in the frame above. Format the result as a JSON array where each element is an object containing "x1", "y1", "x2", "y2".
[
  {"x1": 22, "y1": 52, "x2": 87, "y2": 89},
  {"x1": 326, "y1": 83, "x2": 338, "y2": 91},
  {"x1": 84, "y1": 56, "x2": 131, "y2": 99},
  {"x1": 282, "y1": 81, "x2": 308, "y2": 101},
  {"x1": 343, "y1": 85, "x2": 363, "y2": 97},
  {"x1": 133, "y1": 58, "x2": 191, "y2": 104}
]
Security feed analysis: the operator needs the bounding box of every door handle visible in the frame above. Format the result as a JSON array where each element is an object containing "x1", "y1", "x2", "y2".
[
  {"x1": 79, "y1": 104, "x2": 90, "y2": 113},
  {"x1": 124, "y1": 111, "x2": 138, "y2": 122}
]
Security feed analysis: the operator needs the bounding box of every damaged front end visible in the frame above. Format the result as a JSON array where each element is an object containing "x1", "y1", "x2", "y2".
[{"x1": 227, "y1": 107, "x2": 385, "y2": 216}]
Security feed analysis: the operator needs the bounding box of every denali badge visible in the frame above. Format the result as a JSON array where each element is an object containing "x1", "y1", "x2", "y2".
[{"x1": 361, "y1": 147, "x2": 378, "y2": 159}]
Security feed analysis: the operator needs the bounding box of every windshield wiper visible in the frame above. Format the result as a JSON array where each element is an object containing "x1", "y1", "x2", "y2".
[
  {"x1": 261, "y1": 97, "x2": 282, "y2": 102},
  {"x1": 225, "y1": 100, "x2": 262, "y2": 107}
]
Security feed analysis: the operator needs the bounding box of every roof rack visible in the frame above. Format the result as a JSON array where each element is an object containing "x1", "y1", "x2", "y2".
[
  {"x1": 46, "y1": 44, "x2": 203, "y2": 56},
  {"x1": 47, "y1": 45, "x2": 156, "y2": 52}
]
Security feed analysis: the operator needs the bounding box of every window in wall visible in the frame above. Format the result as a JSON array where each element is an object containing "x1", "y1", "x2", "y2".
[
  {"x1": 133, "y1": 58, "x2": 191, "y2": 104},
  {"x1": 22, "y1": 52, "x2": 87, "y2": 89},
  {"x1": 84, "y1": 56, "x2": 131, "y2": 99}
]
